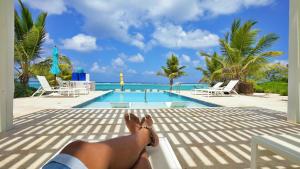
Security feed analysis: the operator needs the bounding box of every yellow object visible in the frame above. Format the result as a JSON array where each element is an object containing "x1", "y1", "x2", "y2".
[{"x1": 120, "y1": 72, "x2": 124, "y2": 86}]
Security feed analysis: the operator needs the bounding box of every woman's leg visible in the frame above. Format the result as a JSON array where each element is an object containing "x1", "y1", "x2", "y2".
[
  {"x1": 131, "y1": 149, "x2": 152, "y2": 169},
  {"x1": 60, "y1": 114, "x2": 157, "y2": 169}
]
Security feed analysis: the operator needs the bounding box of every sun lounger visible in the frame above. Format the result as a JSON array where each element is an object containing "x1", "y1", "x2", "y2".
[
  {"x1": 32, "y1": 76, "x2": 79, "y2": 97},
  {"x1": 165, "y1": 102, "x2": 188, "y2": 108},
  {"x1": 206, "y1": 80, "x2": 239, "y2": 96},
  {"x1": 125, "y1": 89, "x2": 131, "y2": 92},
  {"x1": 193, "y1": 82, "x2": 223, "y2": 95},
  {"x1": 42, "y1": 137, "x2": 182, "y2": 169},
  {"x1": 147, "y1": 137, "x2": 182, "y2": 169},
  {"x1": 152, "y1": 89, "x2": 159, "y2": 92},
  {"x1": 250, "y1": 133, "x2": 300, "y2": 169},
  {"x1": 111, "y1": 102, "x2": 131, "y2": 108}
]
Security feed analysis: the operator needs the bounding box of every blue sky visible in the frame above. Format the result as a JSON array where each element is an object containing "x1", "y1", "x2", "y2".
[{"x1": 18, "y1": 0, "x2": 289, "y2": 83}]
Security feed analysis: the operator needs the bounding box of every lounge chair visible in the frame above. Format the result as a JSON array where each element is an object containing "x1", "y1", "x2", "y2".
[
  {"x1": 57, "y1": 77, "x2": 89, "y2": 95},
  {"x1": 250, "y1": 133, "x2": 300, "y2": 169},
  {"x1": 206, "y1": 80, "x2": 239, "y2": 96},
  {"x1": 42, "y1": 137, "x2": 182, "y2": 169},
  {"x1": 111, "y1": 102, "x2": 131, "y2": 108},
  {"x1": 193, "y1": 82, "x2": 223, "y2": 95},
  {"x1": 56, "y1": 77, "x2": 70, "y2": 88},
  {"x1": 165, "y1": 102, "x2": 188, "y2": 108},
  {"x1": 31, "y1": 76, "x2": 79, "y2": 97}
]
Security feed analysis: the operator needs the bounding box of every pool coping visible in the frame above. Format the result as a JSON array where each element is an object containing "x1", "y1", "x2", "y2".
[{"x1": 73, "y1": 91, "x2": 221, "y2": 108}]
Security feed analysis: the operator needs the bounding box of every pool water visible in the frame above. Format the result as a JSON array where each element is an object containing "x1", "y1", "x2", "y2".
[{"x1": 76, "y1": 92, "x2": 218, "y2": 108}]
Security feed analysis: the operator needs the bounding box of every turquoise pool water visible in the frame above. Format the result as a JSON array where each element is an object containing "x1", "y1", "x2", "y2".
[
  {"x1": 29, "y1": 82, "x2": 208, "y2": 91},
  {"x1": 76, "y1": 91, "x2": 218, "y2": 108}
]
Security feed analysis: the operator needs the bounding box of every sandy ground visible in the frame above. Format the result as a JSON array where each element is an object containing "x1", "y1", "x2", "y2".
[{"x1": 172, "y1": 91, "x2": 287, "y2": 112}]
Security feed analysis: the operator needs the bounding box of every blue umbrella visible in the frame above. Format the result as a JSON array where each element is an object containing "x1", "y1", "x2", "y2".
[{"x1": 50, "y1": 46, "x2": 61, "y2": 76}]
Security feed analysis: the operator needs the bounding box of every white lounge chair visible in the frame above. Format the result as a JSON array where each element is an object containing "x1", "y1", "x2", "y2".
[
  {"x1": 42, "y1": 137, "x2": 182, "y2": 169},
  {"x1": 57, "y1": 77, "x2": 89, "y2": 95},
  {"x1": 193, "y1": 82, "x2": 223, "y2": 95},
  {"x1": 111, "y1": 102, "x2": 131, "y2": 108},
  {"x1": 251, "y1": 133, "x2": 300, "y2": 169},
  {"x1": 206, "y1": 80, "x2": 239, "y2": 96},
  {"x1": 31, "y1": 76, "x2": 79, "y2": 97},
  {"x1": 165, "y1": 102, "x2": 188, "y2": 108}
]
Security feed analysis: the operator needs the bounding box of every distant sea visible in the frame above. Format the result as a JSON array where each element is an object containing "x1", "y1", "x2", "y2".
[{"x1": 29, "y1": 81, "x2": 208, "y2": 91}]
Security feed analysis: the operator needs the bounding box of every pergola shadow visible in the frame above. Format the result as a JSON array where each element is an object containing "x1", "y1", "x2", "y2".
[{"x1": 0, "y1": 107, "x2": 300, "y2": 169}]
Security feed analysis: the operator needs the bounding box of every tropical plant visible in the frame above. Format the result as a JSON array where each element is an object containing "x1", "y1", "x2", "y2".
[
  {"x1": 31, "y1": 55, "x2": 73, "y2": 85},
  {"x1": 157, "y1": 54, "x2": 186, "y2": 91},
  {"x1": 196, "y1": 52, "x2": 223, "y2": 83},
  {"x1": 14, "y1": 0, "x2": 47, "y2": 86},
  {"x1": 199, "y1": 19, "x2": 282, "y2": 91},
  {"x1": 263, "y1": 63, "x2": 288, "y2": 82}
]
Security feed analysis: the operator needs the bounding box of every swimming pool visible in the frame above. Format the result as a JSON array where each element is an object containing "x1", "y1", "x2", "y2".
[{"x1": 75, "y1": 91, "x2": 219, "y2": 109}]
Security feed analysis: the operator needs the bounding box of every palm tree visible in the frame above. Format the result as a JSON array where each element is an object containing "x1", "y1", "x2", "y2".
[
  {"x1": 200, "y1": 19, "x2": 282, "y2": 86},
  {"x1": 14, "y1": 0, "x2": 47, "y2": 86},
  {"x1": 157, "y1": 54, "x2": 186, "y2": 91},
  {"x1": 31, "y1": 55, "x2": 73, "y2": 85},
  {"x1": 196, "y1": 52, "x2": 223, "y2": 83}
]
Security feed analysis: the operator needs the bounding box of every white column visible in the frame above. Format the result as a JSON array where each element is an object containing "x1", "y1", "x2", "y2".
[
  {"x1": 288, "y1": 0, "x2": 300, "y2": 123},
  {"x1": 0, "y1": 0, "x2": 14, "y2": 132}
]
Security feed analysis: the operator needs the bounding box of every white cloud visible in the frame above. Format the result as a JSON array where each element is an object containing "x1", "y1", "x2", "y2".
[
  {"x1": 112, "y1": 57, "x2": 125, "y2": 67},
  {"x1": 127, "y1": 69, "x2": 137, "y2": 74},
  {"x1": 272, "y1": 59, "x2": 288, "y2": 66},
  {"x1": 44, "y1": 33, "x2": 54, "y2": 45},
  {"x1": 128, "y1": 53, "x2": 144, "y2": 63},
  {"x1": 90, "y1": 62, "x2": 108, "y2": 73},
  {"x1": 61, "y1": 34, "x2": 98, "y2": 52},
  {"x1": 25, "y1": 0, "x2": 67, "y2": 15},
  {"x1": 198, "y1": 0, "x2": 273, "y2": 16},
  {"x1": 181, "y1": 54, "x2": 191, "y2": 63},
  {"x1": 152, "y1": 24, "x2": 219, "y2": 49},
  {"x1": 143, "y1": 71, "x2": 156, "y2": 75},
  {"x1": 25, "y1": 0, "x2": 273, "y2": 49},
  {"x1": 192, "y1": 60, "x2": 201, "y2": 67}
]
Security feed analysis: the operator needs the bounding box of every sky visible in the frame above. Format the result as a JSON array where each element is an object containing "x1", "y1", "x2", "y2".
[{"x1": 16, "y1": 0, "x2": 289, "y2": 83}]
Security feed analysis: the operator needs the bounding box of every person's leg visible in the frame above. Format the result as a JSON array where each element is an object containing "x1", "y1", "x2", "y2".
[
  {"x1": 60, "y1": 114, "x2": 157, "y2": 169},
  {"x1": 131, "y1": 149, "x2": 152, "y2": 169},
  {"x1": 125, "y1": 114, "x2": 152, "y2": 169}
]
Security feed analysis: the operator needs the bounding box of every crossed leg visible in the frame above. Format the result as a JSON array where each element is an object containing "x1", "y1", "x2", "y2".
[{"x1": 60, "y1": 113, "x2": 157, "y2": 169}]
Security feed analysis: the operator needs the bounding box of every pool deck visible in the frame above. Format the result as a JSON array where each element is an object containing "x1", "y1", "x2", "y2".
[
  {"x1": 6, "y1": 90, "x2": 295, "y2": 169},
  {"x1": 171, "y1": 91, "x2": 288, "y2": 112},
  {"x1": 1, "y1": 107, "x2": 299, "y2": 169},
  {"x1": 13, "y1": 91, "x2": 111, "y2": 117}
]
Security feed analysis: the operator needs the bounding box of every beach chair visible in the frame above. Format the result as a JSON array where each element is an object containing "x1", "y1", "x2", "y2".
[
  {"x1": 56, "y1": 77, "x2": 70, "y2": 88},
  {"x1": 42, "y1": 137, "x2": 182, "y2": 169},
  {"x1": 32, "y1": 76, "x2": 79, "y2": 97},
  {"x1": 152, "y1": 89, "x2": 158, "y2": 92},
  {"x1": 250, "y1": 133, "x2": 300, "y2": 169},
  {"x1": 57, "y1": 77, "x2": 89, "y2": 95},
  {"x1": 165, "y1": 102, "x2": 188, "y2": 108},
  {"x1": 111, "y1": 102, "x2": 131, "y2": 108},
  {"x1": 206, "y1": 80, "x2": 239, "y2": 96},
  {"x1": 193, "y1": 82, "x2": 223, "y2": 95}
]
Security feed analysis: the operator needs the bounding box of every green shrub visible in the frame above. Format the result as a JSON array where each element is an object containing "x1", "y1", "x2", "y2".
[
  {"x1": 254, "y1": 81, "x2": 287, "y2": 95},
  {"x1": 279, "y1": 90, "x2": 288, "y2": 96},
  {"x1": 14, "y1": 81, "x2": 36, "y2": 98}
]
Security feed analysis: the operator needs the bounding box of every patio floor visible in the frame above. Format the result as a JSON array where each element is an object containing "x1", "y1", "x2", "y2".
[{"x1": 0, "y1": 107, "x2": 300, "y2": 169}]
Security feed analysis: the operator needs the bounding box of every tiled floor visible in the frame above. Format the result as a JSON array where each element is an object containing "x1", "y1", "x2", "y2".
[{"x1": 0, "y1": 107, "x2": 300, "y2": 169}]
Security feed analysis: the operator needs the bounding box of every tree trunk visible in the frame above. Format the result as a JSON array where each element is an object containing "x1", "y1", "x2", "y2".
[
  {"x1": 169, "y1": 79, "x2": 174, "y2": 91},
  {"x1": 19, "y1": 73, "x2": 29, "y2": 87}
]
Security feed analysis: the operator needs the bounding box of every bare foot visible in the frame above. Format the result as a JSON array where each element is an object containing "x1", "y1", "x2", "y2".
[
  {"x1": 124, "y1": 113, "x2": 141, "y2": 134},
  {"x1": 141, "y1": 115, "x2": 159, "y2": 147}
]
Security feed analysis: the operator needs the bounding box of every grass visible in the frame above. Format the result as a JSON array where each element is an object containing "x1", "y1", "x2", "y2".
[{"x1": 254, "y1": 81, "x2": 288, "y2": 96}]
